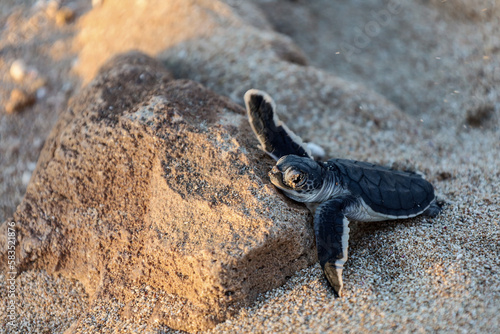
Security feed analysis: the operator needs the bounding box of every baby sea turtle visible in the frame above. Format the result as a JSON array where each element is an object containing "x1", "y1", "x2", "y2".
[{"x1": 244, "y1": 89, "x2": 441, "y2": 297}]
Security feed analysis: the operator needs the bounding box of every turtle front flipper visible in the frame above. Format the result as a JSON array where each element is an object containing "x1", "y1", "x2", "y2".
[
  {"x1": 244, "y1": 89, "x2": 313, "y2": 161},
  {"x1": 314, "y1": 196, "x2": 355, "y2": 297}
]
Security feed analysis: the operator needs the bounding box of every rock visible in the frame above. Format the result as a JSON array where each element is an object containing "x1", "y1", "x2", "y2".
[
  {"x1": 5, "y1": 89, "x2": 36, "y2": 114},
  {"x1": 466, "y1": 103, "x2": 496, "y2": 128},
  {"x1": 9, "y1": 59, "x2": 40, "y2": 82},
  {"x1": 0, "y1": 52, "x2": 315, "y2": 332},
  {"x1": 45, "y1": 1, "x2": 75, "y2": 26},
  {"x1": 8, "y1": 60, "x2": 46, "y2": 103},
  {"x1": 54, "y1": 6, "x2": 75, "y2": 26},
  {"x1": 9, "y1": 59, "x2": 28, "y2": 81},
  {"x1": 36, "y1": 87, "x2": 47, "y2": 99}
]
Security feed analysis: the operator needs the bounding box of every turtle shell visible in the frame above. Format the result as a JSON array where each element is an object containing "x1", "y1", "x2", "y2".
[{"x1": 329, "y1": 159, "x2": 435, "y2": 217}]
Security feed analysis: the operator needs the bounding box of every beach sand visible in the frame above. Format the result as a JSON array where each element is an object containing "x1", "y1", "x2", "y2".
[{"x1": 1, "y1": 0, "x2": 498, "y2": 333}]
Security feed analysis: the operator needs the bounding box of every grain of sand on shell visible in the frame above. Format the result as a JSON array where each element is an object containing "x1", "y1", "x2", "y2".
[{"x1": 1, "y1": 0, "x2": 499, "y2": 333}]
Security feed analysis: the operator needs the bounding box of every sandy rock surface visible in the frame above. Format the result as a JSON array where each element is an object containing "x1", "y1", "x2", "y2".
[
  {"x1": 0, "y1": 0, "x2": 499, "y2": 333},
  {"x1": 1, "y1": 52, "x2": 315, "y2": 332}
]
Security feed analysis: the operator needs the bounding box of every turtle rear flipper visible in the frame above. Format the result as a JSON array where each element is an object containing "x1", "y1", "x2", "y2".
[
  {"x1": 244, "y1": 89, "x2": 313, "y2": 161},
  {"x1": 422, "y1": 199, "x2": 444, "y2": 217}
]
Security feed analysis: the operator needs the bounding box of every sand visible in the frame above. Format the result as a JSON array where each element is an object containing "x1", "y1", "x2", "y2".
[{"x1": 1, "y1": 0, "x2": 499, "y2": 333}]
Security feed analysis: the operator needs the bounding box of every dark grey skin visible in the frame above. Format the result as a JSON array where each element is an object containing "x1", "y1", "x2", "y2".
[{"x1": 244, "y1": 89, "x2": 441, "y2": 297}]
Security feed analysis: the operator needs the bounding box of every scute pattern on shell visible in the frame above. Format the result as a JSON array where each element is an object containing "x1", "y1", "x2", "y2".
[{"x1": 331, "y1": 159, "x2": 435, "y2": 217}]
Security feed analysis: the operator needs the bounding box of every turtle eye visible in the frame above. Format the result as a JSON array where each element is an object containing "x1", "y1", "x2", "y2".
[{"x1": 284, "y1": 168, "x2": 306, "y2": 188}]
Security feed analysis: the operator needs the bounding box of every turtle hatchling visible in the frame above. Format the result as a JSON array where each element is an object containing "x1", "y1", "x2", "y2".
[{"x1": 244, "y1": 89, "x2": 441, "y2": 297}]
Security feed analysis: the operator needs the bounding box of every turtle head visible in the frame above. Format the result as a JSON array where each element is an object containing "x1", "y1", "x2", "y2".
[{"x1": 269, "y1": 155, "x2": 325, "y2": 202}]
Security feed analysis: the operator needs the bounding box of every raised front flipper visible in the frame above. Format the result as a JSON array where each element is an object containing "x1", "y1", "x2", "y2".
[
  {"x1": 314, "y1": 196, "x2": 355, "y2": 297},
  {"x1": 244, "y1": 89, "x2": 313, "y2": 161}
]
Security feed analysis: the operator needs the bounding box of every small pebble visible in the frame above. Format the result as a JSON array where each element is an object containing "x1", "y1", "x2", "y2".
[
  {"x1": 36, "y1": 87, "x2": 48, "y2": 99},
  {"x1": 27, "y1": 162, "x2": 38, "y2": 171},
  {"x1": 92, "y1": 0, "x2": 104, "y2": 7},
  {"x1": 5, "y1": 89, "x2": 36, "y2": 114},
  {"x1": 466, "y1": 104, "x2": 494, "y2": 128},
  {"x1": 22, "y1": 171, "x2": 33, "y2": 185},
  {"x1": 10, "y1": 59, "x2": 28, "y2": 81},
  {"x1": 55, "y1": 7, "x2": 75, "y2": 26},
  {"x1": 10, "y1": 59, "x2": 41, "y2": 82}
]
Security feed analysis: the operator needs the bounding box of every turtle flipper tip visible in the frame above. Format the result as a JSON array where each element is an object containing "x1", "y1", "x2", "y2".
[
  {"x1": 423, "y1": 198, "x2": 445, "y2": 217},
  {"x1": 323, "y1": 261, "x2": 343, "y2": 298},
  {"x1": 244, "y1": 88, "x2": 263, "y2": 97},
  {"x1": 306, "y1": 142, "x2": 326, "y2": 160},
  {"x1": 244, "y1": 89, "x2": 274, "y2": 107}
]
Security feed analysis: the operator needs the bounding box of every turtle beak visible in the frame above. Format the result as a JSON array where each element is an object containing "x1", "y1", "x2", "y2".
[
  {"x1": 269, "y1": 165, "x2": 281, "y2": 176},
  {"x1": 268, "y1": 165, "x2": 286, "y2": 188}
]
